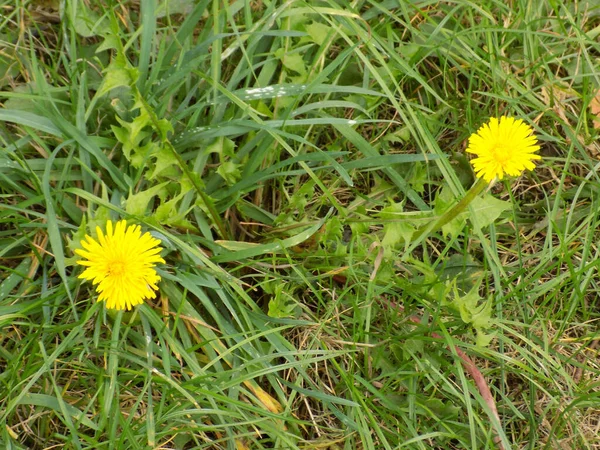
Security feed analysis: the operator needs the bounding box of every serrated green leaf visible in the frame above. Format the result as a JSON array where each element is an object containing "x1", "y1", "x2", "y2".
[
  {"x1": 470, "y1": 295, "x2": 493, "y2": 330},
  {"x1": 442, "y1": 278, "x2": 495, "y2": 347},
  {"x1": 275, "y1": 48, "x2": 307, "y2": 75},
  {"x1": 321, "y1": 216, "x2": 343, "y2": 242},
  {"x1": 156, "y1": 118, "x2": 174, "y2": 140},
  {"x1": 475, "y1": 330, "x2": 496, "y2": 347},
  {"x1": 125, "y1": 182, "x2": 169, "y2": 216},
  {"x1": 120, "y1": 111, "x2": 150, "y2": 142},
  {"x1": 382, "y1": 221, "x2": 414, "y2": 256},
  {"x1": 154, "y1": 198, "x2": 177, "y2": 223},
  {"x1": 153, "y1": 190, "x2": 194, "y2": 229},
  {"x1": 97, "y1": 34, "x2": 121, "y2": 53},
  {"x1": 455, "y1": 284, "x2": 482, "y2": 324},
  {"x1": 131, "y1": 141, "x2": 158, "y2": 169},
  {"x1": 147, "y1": 146, "x2": 179, "y2": 180},
  {"x1": 379, "y1": 202, "x2": 416, "y2": 255},
  {"x1": 111, "y1": 124, "x2": 151, "y2": 163},
  {"x1": 434, "y1": 185, "x2": 467, "y2": 237},
  {"x1": 267, "y1": 283, "x2": 299, "y2": 318},
  {"x1": 66, "y1": 216, "x2": 88, "y2": 255},
  {"x1": 205, "y1": 137, "x2": 236, "y2": 157},
  {"x1": 288, "y1": 179, "x2": 315, "y2": 211},
  {"x1": 97, "y1": 65, "x2": 133, "y2": 98},
  {"x1": 216, "y1": 161, "x2": 241, "y2": 186}
]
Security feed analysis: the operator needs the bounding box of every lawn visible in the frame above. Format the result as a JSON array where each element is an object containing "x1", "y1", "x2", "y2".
[{"x1": 1, "y1": 1, "x2": 600, "y2": 449}]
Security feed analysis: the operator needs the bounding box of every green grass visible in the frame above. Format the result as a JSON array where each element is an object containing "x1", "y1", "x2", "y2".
[{"x1": 1, "y1": 0, "x2": 600, "y2": 449}]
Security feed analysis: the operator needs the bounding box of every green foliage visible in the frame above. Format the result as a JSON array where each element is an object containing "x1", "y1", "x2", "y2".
[
  {"x1": 2, "y1": 0, "x2": 600, "y2": 449},
  {"x1": 434, "y1": 184, "x2": 468, "y2": 237},
  {"x1": 379, "y1": 201, "x2": 416, "y2": 255},
  {"x1": 433, "y1": 277, "x2": 496, "y2": 347},
  {"x1": 266, "y1": 282, "x2": 301, "y2": 318},
  {"x1": 125, "y1": 182, "x2": 168, "y2": 217}
]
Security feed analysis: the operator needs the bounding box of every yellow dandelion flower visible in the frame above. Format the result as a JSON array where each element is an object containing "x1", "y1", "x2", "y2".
[
  {"x1": 466, "y1": 116, "x2": 541, "y2": 183},
  {"x1": 75, "y1": 220, "x2": 165, "y2": 311}
]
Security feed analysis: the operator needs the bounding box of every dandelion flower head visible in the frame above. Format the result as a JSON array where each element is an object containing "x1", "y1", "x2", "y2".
[
  {"x1": 466, "y1": 116, "x2": 541, "y2": 183},
  {"x1": 75, "y1": 220, "x2": 165, "y2": 311}
]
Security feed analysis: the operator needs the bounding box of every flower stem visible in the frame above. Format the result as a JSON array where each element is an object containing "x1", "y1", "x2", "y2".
[{"x1": 413, "y1": 177, "x2": 488, "y2": 242}]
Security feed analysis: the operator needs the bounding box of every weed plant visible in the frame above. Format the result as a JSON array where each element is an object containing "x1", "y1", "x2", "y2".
[{"x1": 1, "y1": 1, "x2": 600, "y2": 449}]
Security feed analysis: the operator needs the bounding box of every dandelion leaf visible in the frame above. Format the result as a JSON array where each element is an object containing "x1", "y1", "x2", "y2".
[
  {"x1": 435, "y1": 277, "x2": 495, "y2": 347},
  {"x1": 67, "y1": 5, "x2": 106, "y2": 38},
  {"x1": 469, "y1": 194, "x2": 511, "y2": 231},
  {"x1": 147, "y1": 146, "x2": 179, "y2": 180},
  {"x1": 305, "y1": 22, "x2": 332, "y2": 45},
  {"x1": 216, "y1": 161, "x2": 241, "y2": 186},
  {"x1": 433, "y1": 185, "x2": 467, "y2": 237},
  {"x1": 267, "y1": 283, "x2": 299, "y2": 318},
  {"x1": 379, "y1": 201, "x2": 416, "y2": 255},
  {"x1": 125, "y1": 182, "x2": 169, "y2": 216},
  {"x1": 96, "y1": 54, "x2": 139, "y2": 98},
  {"x1": 275, "y1": 48, "x2": 307, "y2": 75}
]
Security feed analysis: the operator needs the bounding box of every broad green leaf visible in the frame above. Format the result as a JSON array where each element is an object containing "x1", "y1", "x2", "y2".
[
  {"x1": 469, "y1": 194, "x2": 511, "y2": 231},
  {"x1": 156, "y1": 0, "x2": 196, "y2": 17},
  {"x1": 476, "y1": 330, "x2": 496, "y2": 347},
  {"x1": 275, "y1": 48, "x2": 307, "y2": 75},
  {"x1": 147, "y1": 146, "x2": 179, "y2": 180},
  {"x1": 205, "y1": 137, "x2": 236, "y2": 157},
  {"x1": 305, "y1": 22, "x2": 333, "y2": 45},
  {"x1": 434, "y1": 185, "x2": 466, "y2": 237},
  {"x1": 321, "y1": 215, "x2": 343, "y2": 243},
  {"x1": 111, "y1": 125, "x2": 151, "y2": 164},
  {"x1": 96, "y1": 55, "x2": 139, "y2": 98},
  {"x1": 125, "y1": 182, "x2": 169, "y2": 216},
  {"x1": 67, "y1": 5, "x2": 106, "y2": 37},
  {"x1": 267, "y1": 283, "x2": 299, "y2": 318},
  {"x1": 97, "y1": 33, "x2": 121, "y2": 53},
  {"x1": 131, "y1": 141, "x2": 157, "y2": 169},
  {"x1": 382, "y1": 222, "x2": 414, "y2": 257},
  {"x1": 216, "y1": 161, "x2": 241, "y2": 186},
  {"x1": 380, "y1": 202, "x2": 416, "y2": 255}
]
